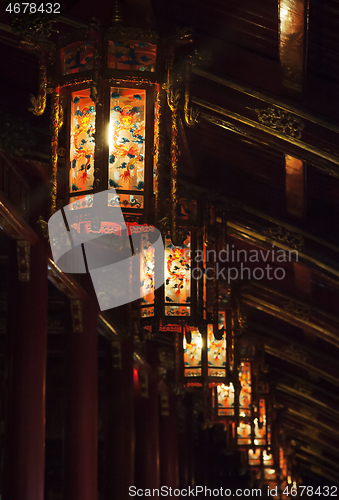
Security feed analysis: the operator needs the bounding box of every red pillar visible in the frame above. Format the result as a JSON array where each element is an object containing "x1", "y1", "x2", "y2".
[
  {"x1": 134, "y1": 341, "x2": 160, "y2": 492},
  {"x1": 104, "y1": 335, "x2": 135, "y2": 500},
  {"x1": 4, "y1": 238, "x2": 48, "y2": 500},
  {"x1": 159, "y1": 390, "x2": 179, "y2": 489},
  {"x1": 64, "y1": 296, "x2": 99, "y2": 500},
  {"x1": 178, "y1": 394, "x2": 195, "y2": 489}
]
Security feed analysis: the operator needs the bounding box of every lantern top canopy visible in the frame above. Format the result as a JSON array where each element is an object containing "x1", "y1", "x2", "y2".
[{"x1": 58, "y1": 21, "x2": 159, "y2": 85}]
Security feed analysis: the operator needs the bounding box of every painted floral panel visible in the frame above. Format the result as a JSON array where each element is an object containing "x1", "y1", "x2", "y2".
[
  {"x1": 164, "y1": 235, "x2": 191, "y2": 316},
  {"x1": 239, "y1": 361, "x2": 251, "y2": 417},
  {"x1": 217, "y1": 383, "x2": 235, "y2": 416},
  {"x1": 248, "y1": 449, "x2": 261, "y2": 466},
  {"x1": 140, "y1": 233, "x2": 155, "y2": 317},
  {"x1": 184, "y1": 329, "x2": 202, "y2": 377},
  {"x1": 237, "y1": 421, "x2": 251, "y2": 445},
  {"x1": 70, "y1": 89, "x2": 95, "y2": 194},
  {"x1": 254, "y1": 399, "x2": 266, "y2": 446},
  {"x1": 207, "y1": 311, "x2": 226, "y2": 376},
  {"x1": 108, "y1": 88, "x2": 145, "y2": 207},
  {"x1": 108, "y1": 40, "x2": 156, "y2": 72}
]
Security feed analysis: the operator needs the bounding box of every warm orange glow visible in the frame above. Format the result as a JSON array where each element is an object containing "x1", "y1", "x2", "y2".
[
  {"x1": 279, "y1": 0, "x2": 305, "y2": 94},
  {"x1": 285, "y1": 154, "x2": 304, "y2": 218}
]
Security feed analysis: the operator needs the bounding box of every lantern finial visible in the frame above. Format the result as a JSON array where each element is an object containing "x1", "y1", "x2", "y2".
[{"x1": 112, "y1": 0, "x2": 124, "y2": 24}]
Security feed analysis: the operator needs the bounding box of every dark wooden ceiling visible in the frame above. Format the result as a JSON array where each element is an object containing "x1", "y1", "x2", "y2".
[{"x1": 1, "y1": 0, "x2": 339, "y2": 486}]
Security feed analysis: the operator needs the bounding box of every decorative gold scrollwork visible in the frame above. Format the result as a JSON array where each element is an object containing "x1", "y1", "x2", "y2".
[
  {"x1": 50, "y1": 92, "x2": 63, "y2": 216},
  {"x1": 166, "y1": 49, "x2": 186, "y2": 246},
  {"x1": 283, "y1": 300, "x2": 311, "y2": 321},
  {"x1": 165, "y1": 33, "x2": 195, "y2": 246},
  {"x1": 294, "y1": 381, "x2": 313, "y2": 397},
  {"x1": 284, "y1": 343, "x2": 308, "y2": 363},
  {"x1": 299, "y1": 406, "x2": 318, "y2": 420},
  {"x1": 184, "y1": 57, "x2": 199, "y2": 127},
  {"x1": 29, "y1": 64, "x2": 48, "y2": 116},
  {"x1": 262, "y1": 225, "x2": 304, "y2": 250},
  {"x1": 37, "y1": 215, "x2": 49, "y2": 240},
  {"x1": 255, "y1": 106, "x2": 305, "y2": 139}
]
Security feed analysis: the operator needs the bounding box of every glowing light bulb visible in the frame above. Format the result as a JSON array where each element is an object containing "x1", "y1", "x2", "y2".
[{"x1": 196, "y1": 333, "x2": 203, "y2": 349}]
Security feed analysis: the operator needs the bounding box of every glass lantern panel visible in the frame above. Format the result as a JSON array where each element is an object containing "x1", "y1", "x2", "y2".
[
  {"x1": 264, "y1": 468, "x2": 277, "y2": 481},
  {"x1": 69, "y1": 89, "x2": 95, "y2": 196},
  {"x1": 217, "y1": 383, "x2": 235, "y2": 416},
  {"x1": 61, "y1": 42, "x2": 94, "y2": 76},
  {"x1": 280, "y1": 448, "x2": 287, "y2": 479},
  {"x1": 248, "y1": 449, "x2": 261, "y2": 467},
  {"x1": 254, "y1": 399, "x2": 266, "y2": 446},
  {"x1": 207, "y1": 311, "x2": 226, "y2": 377},
  {"x1": 239, "y1": 361, "x2": 251, "y2": 417},
  {"x1": 164, "y1": 235, "x2": 191, "y2": 317},
  {"x1": 263, "y1": 451, "x2": 274, "y2": 466},
  {"x1": 237, "y1": 421, "x2": 251, "y2": 445},
  {"x1": 108, "y1": 88, "x2": 145, "y2": 209},
  {"x1": 184, "y1": 328, "x2": 202, "y2": 377},
  {"x1": 140, "y1": 232, "x2": 155, "y2": 318},
  {"x1": 108, "y1": 40, "x2": 156, "y2": 72}
]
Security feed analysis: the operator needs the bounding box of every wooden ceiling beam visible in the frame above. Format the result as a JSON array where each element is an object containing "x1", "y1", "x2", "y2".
[
  {"x1": 277, "y1": 393, "x2": 339, "y2": 438},
  {"x1": 191, "y1": 68, "x2": 339, "y2": 178},
  {"x1": 227, "y1": 221, "x2": 339, "y2": 286},
  {"x1": 284, "y1": 408, "x2": 339, "y2": 441},
  {"x1": 242, "y1": 282, "x2": 339, "y2": 348},
  {"x1": 282, "y1": 423, "x2": 339, "y2": 459},
  {"x1": 276, "y1": 382, "x2": 339, "y2": 421},
  {"x1": 270, "y1": 366, "x2": 339, "y2": 408},
  {"x1": 296, "y1": 453, "x2": 339, "y2": 482},
  {"x1": 265, "y1": 343, "x2": 339, "y2": 387},
  {"x1": 247, "y1": 320, "x2": 339, "y2": 387}
]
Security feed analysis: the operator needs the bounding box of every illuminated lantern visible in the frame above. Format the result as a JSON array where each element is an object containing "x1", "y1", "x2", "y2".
[
  {"x1": 183, "y1": 326, "x2": 203, "y2": 384},
  {"x1": 140, "y1": 199, "x2": 207, "y2": 325},
  {"x1": 182, "y1": 275, "x2": 232, "y2": 388},
  {"x1": 253, "y1": 398, "x2": 269, "y2": 448},
  {"x1": 207, "y1": 311, "x2": 227, "y2": 381},
  {"x1": 61, "y1": 26, "x2": 158, "y2": 220},
  {"x1": 248, "y1": 448, "x2": 261, "y2": 467},
  {"x1": 262, "y1": 451, "x2": 278, "y2": 487},
  {"x1": 216, "y1": 382, "x2": 235, "y2": 417},
  {"x1": 26, "y1": 9, "x2": 160, "y2": 237},
  {"x1": 236, "y1": 339, "x2": 256, "y2": 447},
  {"x1": 279, "y1": 447, "x2": 289, "y2": 498}
]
